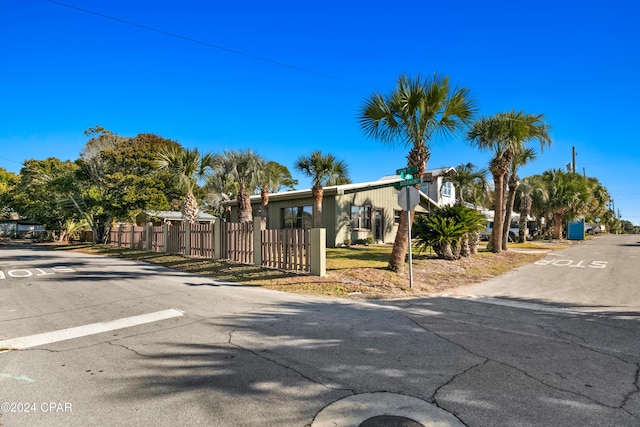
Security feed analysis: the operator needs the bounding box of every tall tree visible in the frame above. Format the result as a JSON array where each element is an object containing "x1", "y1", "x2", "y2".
[
  {"x1": 515, "y1": 175, "x2": 547, "y2": 242},
  {"x1": 80, "y1": 132, "x2": 182, "y2": 220},
  {"x1": 583, "y1": 176, "x2": 610, "y2": 223},
  {"x1": 540, "y1": 169, "x2": 591, "y2": 239},
  {"x1": 155, "y1": 145, "x2": 214, "y2": 224},
  {"x1": 258, "y1": 161, "x2": 298, "y2": 226},
  {"x1": 294, "y1": 151, "x2": 350, "y2": 228},
  {"x1": 75, "y1": 129, "x2": 183, "y2": 241},
  {"x1": 444, "y1": 163, "x2": 490, "y2": 207},
  {"x1": 0, "y1": 167, "x2": 18, "y2": 218},
  {"x1": 501, "y1": 147, "x2": 536, "y2": 247},
  {"x1": 467, "y1": 111, "x2": 551, "y2": 253},
  {"x1": 10, "y1": 158, "x2": 80, "y2": 240},
  {"x1": 211, "y1": 150, "x2": 265, "y2": 223},
  {"x1": 359, "y1": 73, "x2": 477, "y2": 273}
]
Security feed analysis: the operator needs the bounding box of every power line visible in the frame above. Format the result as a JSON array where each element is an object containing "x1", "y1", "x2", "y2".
[
  {"x1": 46, "y1": 0, "x2": 335, "y2": 79},
  {"x1": 0, "y1": 156, "x2": 23, "y2": 166}
]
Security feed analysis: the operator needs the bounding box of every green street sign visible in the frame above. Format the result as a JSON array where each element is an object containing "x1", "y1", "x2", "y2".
[
  {"x1": 396, "y1": 166, "x2": 419, "y2": 175},
  {"x1": 393, "y1": 177, "x2": 422, "y2": 189}
]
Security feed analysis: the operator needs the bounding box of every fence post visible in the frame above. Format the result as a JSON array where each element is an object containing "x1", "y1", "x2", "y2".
[
  {"x1": 130, "y1": 226, "x2": 135, "y2": 249},
  {"x1": 145, "y1": 224, "x2": 151, "y2": 251},
  {"x1": 117, "y1": 227, "x2": 122, "y2": 248},
  {"x1": 310, "y1": 228, "x2": 326, "y2": 277},
  {"x1": 253, "y1": 221, "x2": 262, "y2": 267},
  {"x1": 162, "y1": 222, "x2": 168, "y2": 253},
  {"x1": 184, "y1": 222, "x2": 191, "y2": 256},
  {"x1": 213, "y1": 220, "x2": 222, "y2": 260}
]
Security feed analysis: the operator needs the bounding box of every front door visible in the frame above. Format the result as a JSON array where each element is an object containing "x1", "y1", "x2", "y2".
[{"x1": 373, "y1": 208, "x2": 384, "y2": 242}]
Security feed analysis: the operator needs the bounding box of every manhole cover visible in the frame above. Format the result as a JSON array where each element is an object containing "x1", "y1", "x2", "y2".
[{"x1": 360, "y1": 414, "x2": 426, "y2": 427}]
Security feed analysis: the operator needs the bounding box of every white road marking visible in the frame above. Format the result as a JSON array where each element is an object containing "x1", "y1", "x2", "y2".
[{"x1": 0, "y1": 308, "x2": 184, "y2": 351}]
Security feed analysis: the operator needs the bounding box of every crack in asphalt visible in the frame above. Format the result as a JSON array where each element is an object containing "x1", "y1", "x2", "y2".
[
  {"x1": 107, "y1": 340, "x2": 147, "y2": 357},
  {"x1": 226, "y1": 329, "x2": 356, "y2": 395},
  {"x1": 621, "y1": 364, "x2": 640, "y2": 415},
  {"x1": 550, "y1": 327, "x2": 588, "y2": 344},
  {"x1": 404, "y1": 312, "x2": 640, "y2": 419},
  {"x1": 405, "y1": 302, "x2": 640, "y2": 368}
]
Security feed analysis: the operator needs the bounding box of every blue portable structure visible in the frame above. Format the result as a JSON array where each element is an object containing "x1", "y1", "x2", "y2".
[{"x1": 567, "y1": 218, "x2": 585, "y2": 240}]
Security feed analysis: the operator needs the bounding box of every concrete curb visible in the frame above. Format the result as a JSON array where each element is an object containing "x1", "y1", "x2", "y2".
[{"x1": 312, "y1": 392, "x2": 464, "y2": 427}]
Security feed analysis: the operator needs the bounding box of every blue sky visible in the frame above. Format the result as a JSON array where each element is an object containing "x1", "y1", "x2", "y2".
[{"x1": 2, "y1": 0, "x2": 639, "y2": 224}]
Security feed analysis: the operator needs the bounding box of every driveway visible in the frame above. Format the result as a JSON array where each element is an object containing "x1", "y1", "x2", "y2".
[{"x1": 1, "y1": 238, "x2": 639, "y2": 426}]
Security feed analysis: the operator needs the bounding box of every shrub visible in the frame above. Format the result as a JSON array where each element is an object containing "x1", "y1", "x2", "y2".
[{"x1": 413, "y1": 205, "x2": 486, "y2": 260}]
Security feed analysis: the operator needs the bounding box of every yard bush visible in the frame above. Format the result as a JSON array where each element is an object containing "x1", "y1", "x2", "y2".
[{"x1": 413, "y1": 205, "x2": 486, "y2": 260}]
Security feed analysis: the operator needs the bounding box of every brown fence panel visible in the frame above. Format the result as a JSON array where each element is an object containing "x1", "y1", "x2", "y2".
[
  {"x1": 261, "y1": 228, "x2": 310, "y2": 273},
  {"x1": 166, "y1": 223, "x2": 185, "y2": 254},
  {"x1": 150, "y1": 226, "x2": 164, "y2": 252},
  {"x1": 107, "y1": 223, "x2": 314, "y2": 274},
  {"x1": 222, "y1": 222, "x2": 253, "y2": 263},
  {"x1": 120, "y1": 226, "x2": 132, "y2": 247},
  {"x1": 79, "y1": 230, "x2": 94, "y2": 243},
  {"x1": 191, "y1": 222, "x2": 214, "y2": 258},
  {"x1": 109, "y1": 228, "x2": 118, "y2": 246},
  {"x1": 132, "y1": 226, "x2": 146, "y2": 249}
]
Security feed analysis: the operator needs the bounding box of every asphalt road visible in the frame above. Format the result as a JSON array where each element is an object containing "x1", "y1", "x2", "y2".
[
  {"x1": 456, "y1": 233, "x2": 640, "y2": 312},
  {"x1": 1, "y1": 235, "x2": 639, "y2": 426}
]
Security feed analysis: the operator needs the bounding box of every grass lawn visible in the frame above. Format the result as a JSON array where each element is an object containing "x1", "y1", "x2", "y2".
[{"x1": 55, "y1": 240, "x2": 566, "y2": 300}]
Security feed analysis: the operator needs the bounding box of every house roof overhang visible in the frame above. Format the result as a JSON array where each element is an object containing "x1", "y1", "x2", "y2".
[
  {"x1": 223, "y1": 178, "x2": 403, "y2": 206},
  {"x1": 221, "y1": 166, "x2": 455, "y2": 208},
  {"x1": 143, "y1": 210, "x2": 217, "y2": 222}
]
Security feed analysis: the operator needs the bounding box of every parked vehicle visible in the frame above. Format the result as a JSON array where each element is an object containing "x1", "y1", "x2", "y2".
[
  {"x1": 480, "y1": 220, "x2": 526, "y2": 242},
  {"x1": 585, "y1": 224, "x2": 604, "y2": 235}
]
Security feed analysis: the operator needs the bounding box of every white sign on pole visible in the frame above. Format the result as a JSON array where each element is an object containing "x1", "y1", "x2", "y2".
[
  {"x1": 398, "y1": 186, "x2": 420, "y2": 210},
  {"x1": 397, "y1": 185, "x2": 419, "y2": 288}
]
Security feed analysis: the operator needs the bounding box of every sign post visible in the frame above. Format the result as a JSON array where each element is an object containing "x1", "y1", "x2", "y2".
[{"x1": 395, "y1": 166, "x2": 421, "y2": 288}]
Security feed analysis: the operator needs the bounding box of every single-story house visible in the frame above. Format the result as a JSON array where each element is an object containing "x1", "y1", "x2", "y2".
[
  {"x1": 224, "y1": 167, "x2": 457, "y2": 248},
  {"x1": 0, "y1": 219, "x2": 46, "y2": 239},
  {"x1": 136, "y1": 210, "x2": 217, "y2": 226}
]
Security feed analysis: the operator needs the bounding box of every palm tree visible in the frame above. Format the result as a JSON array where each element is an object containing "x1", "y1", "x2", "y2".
[
  {"x1": 445, "y1": 163, "x2": 490, "y2": 207},
  {"x1": 154, "y1": 146, "x2": 214, "y2": 224},
  {"x1": 204, "y1": 170, "x2": 238, "y2": 221},
  {"x1": 359, "y1": 73, "x2": 477, "y2": 273},
  {"x1": 467, "y1": 111, "x2": 551, "y2": 253},
  {"x1": 258, "y1": 161, "x2": 297, "y2": 226},
  {"x1": 501, "y1": 147, "x2": 536, "y2": 248},
  {"x1": 294, "y1": 151, "x2": 350, "y2": 228},
  {"x1": 212, "y1": 150, "x2": 264, "y2": 223},
  {"x1": 515, "y1": 176, "x2": 547, "y2": 242},
  {"x1": 413, "y1": 205, "x2": 486, "y2": 260},
  {"x1": 541, "y1": 169, "x2": 590, "y2": 239},
  {"x1": 583, "y1": 176, "x2": 610, "y2": 223}
]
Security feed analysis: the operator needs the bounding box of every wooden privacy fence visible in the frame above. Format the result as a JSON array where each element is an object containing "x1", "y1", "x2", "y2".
[
  {"x1": 221, "y1": 222, "x2": 253, "y2": 264},
  {"x1": 261, "y1": 228, "x2": 310, "y2": 272},
  {"x1": 108, "y1": 221, "x2": 325, "y2": 276},
  {"x1": 109, "y1": 226, "x2": 146, "y2": 249}
]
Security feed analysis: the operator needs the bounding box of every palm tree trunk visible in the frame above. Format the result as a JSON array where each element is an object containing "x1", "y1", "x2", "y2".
[
  {"x1": 389, "y1": 209, "x2": 413, "y2": 273},
  {"x1": 260, "y1": 187, "x2": 269, "y2": 228},
  {"x1": 501, "y1": 174, "x2": 520, "y2": 250},
  {"x1": 489, "y1": 171, "x2": 505, "y2": 253},
  {"x1": 553, "y1": 212, "x2": 564, "y2": 239},
  {"x1": 312, "y1": 184, "x2": 323, "y2": 228},
  {"x1": 460, "y1": 234, "x2": 470, "y2": 257},
  {"x1": 469, "y1": 231, "x2": 480, "y2": 255},
  {"x1": 518, "y1": 196, "x2": 531, "y2": 243},
  {"x1": 182, "y1": 190, "x2": 199, "y2": 224},
  {"x1": 442, "y1": 241, "x2": 456, "y2": 261},
  {"x1": 237, "y1": 186, "x2": 253, "y2": 222}
]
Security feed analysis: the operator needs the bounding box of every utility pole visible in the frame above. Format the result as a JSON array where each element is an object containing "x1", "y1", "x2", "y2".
[{"x1": 572, "y1": 146, "x2": 576, "y2": 174}]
